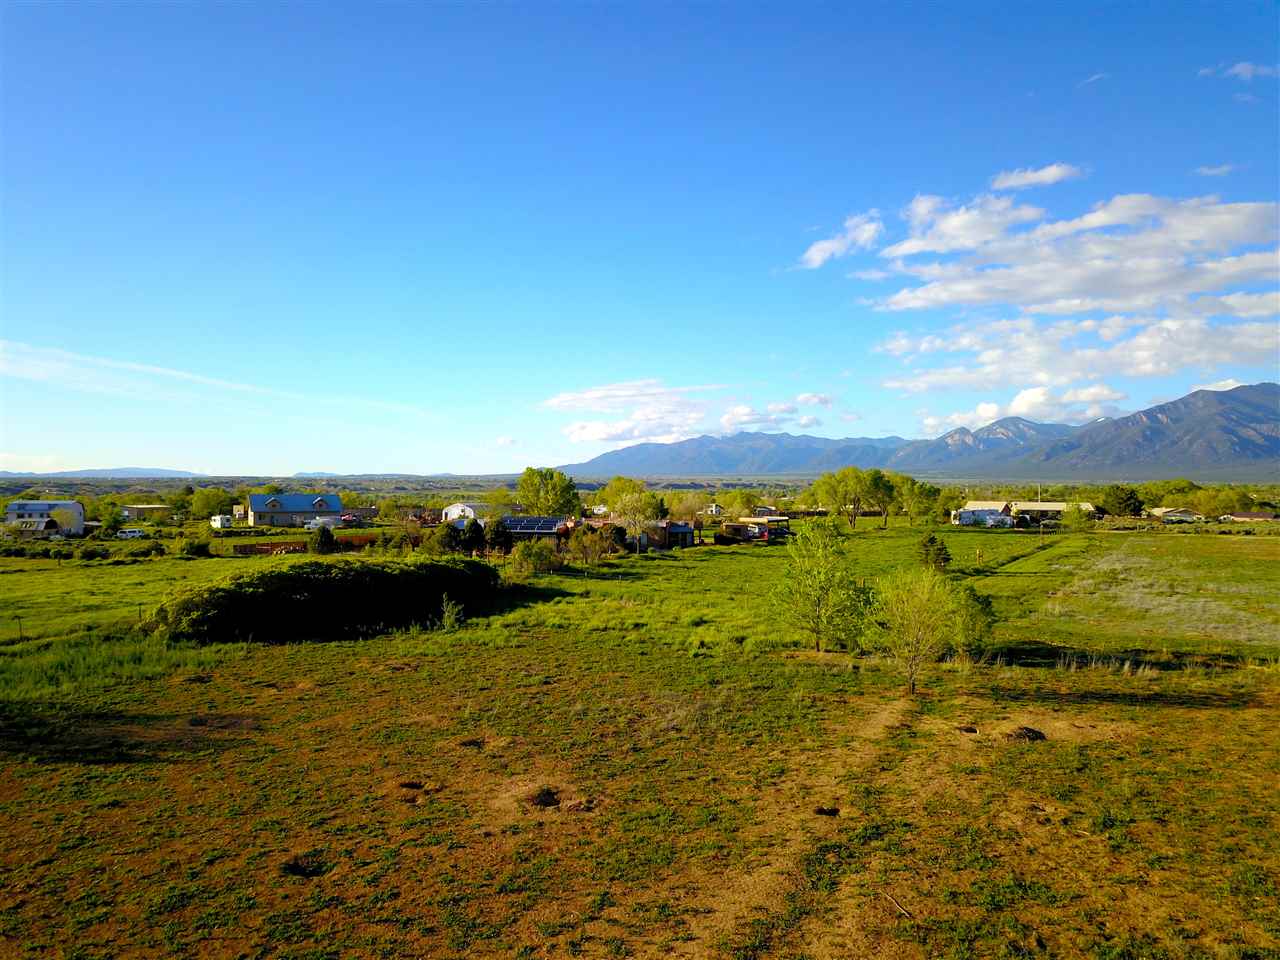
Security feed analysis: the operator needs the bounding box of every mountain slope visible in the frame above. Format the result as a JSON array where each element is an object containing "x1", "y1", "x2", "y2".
[
  {"x1": 1016, "y1": 382, "x2": 1280, "y2": 473},
  {"x1": 559, "y1": 383, "x2": 1279, "y2": 478},
  {"x1": 0, "y1": 467, "x2": 204, "y2": 478}
]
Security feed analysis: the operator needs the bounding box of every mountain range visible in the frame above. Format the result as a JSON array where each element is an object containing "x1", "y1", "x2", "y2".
[
  {"x1": 0, "y1": 467, "x2": 205, "y2": 479},
  {"x1": 560, "y1": 383, "x2": 1280, "y2": 480}
]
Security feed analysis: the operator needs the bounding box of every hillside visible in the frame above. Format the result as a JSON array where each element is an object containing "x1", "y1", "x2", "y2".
[{"x1": 560, "y1": 383, "x2": 1279, "y2": 479}]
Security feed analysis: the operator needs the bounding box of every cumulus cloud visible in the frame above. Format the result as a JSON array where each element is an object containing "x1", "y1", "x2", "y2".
[
  {"x1": 795, "y1": 392, "x2": 833, "y2": 406},
  {"x1": 881, "y1": 194, "x2": 1043, "y2": 257},
  {"x1": 990, "y1": 163, "x2": 1084, "y2": 191},
  {"x1": 721, "y1": 398, "x2": 825, "y2": 433},
  {"x1": 1195, "y1": 164, "x2": 1236, "y2": 177},
  {"x1": 546, "y1": 378, "x2": 721, "y2": 445},
  {"x1": 799, "y1": 211, "x2": 883, "y2": 268},
  {"x1": 919, "y1": 383, "x2": 1128, "y2": 435}
]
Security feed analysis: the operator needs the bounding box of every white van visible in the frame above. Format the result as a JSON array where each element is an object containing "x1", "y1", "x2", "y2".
[
  {"x1": 303, "y1": 518, "x2": 337, "y2": 531},
  {"x1": 210, "y1": 515, "x2": 234, "y2": 529},
  {"x1": 117, "y1": 528, "x2": 146, "y2": 539}
]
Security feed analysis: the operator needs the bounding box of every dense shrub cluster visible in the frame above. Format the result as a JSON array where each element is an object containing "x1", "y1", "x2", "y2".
[{"x1": 150, "y1": 556, "x2": 500, "y2": 645}]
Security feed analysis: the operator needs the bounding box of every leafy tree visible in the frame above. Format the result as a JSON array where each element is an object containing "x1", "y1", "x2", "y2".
[
  {"x1": 508, "y1": 539, "x2": 562, "y2": 576},
  {"x1": 599, "y1": 476, "x2": 647, "y2": 513},
  {"x1": 485, "y1": 517, "x2": 513, "y2": 554},
  {"x1": 566, "y1": 526, "x2": 614, "y2": 567},
  {"x1": 191, "y1": 487, "x2": 235, "y2": 519},
  {"x1": 917, "y1": 533, "x2": 951, "y2": 571},
  {"x1": 719, "y1": 489, "x2": 761, "y2": 520},
  {"x1": 773, "y1": 519, "x2": 868, "y2": 653},
  {"x1": 894, "y1": 477, "x2": 939, "y2": 526},
  {"x1": 485, "y1": 486, "x2": 518, "y2": 517},
  {"x1": 50, "y1": 508, "x2": 79, "y2": 533},
  {"x1": 868, "y1": 566, "x2": 956, "y2": 694},
  {"x1": 614, "y1": 491, "x2": 662, "y2": 553},
  {"x1": 460, "y1": 518, "x2": 487, "y2": 555},
  {"x1": 862, "y1": 469, "x2": 896, "y2": 529},
  {"x1": 1099, "y1": 485, "x2": 1143, "y2": 517},
  {"x1": 1061, "y1": 504, "x2": 1093, "y2": 531},
  {"x1": 309, "y1": 525, "x2": 338, "y2": 554},
  {"x1": 516, "y1": 467, "x2": 581, "y2": 516},
  {"x1": 423, "y1": 522, "x2": 463, "y2": 555},
  {"x1": 98, "y1": 507, "x2": 124, "y2": 537},
  {"x1": 812, "y1": 467, "x2": 866, "y2": 527}
]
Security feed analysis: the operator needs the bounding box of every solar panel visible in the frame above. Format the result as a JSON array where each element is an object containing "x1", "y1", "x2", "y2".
[{"x1": 501, "y1": 515, "x2": 564, "y2": 534}]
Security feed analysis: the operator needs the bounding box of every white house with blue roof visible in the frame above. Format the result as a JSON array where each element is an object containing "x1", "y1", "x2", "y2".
[{"x1": 246, "y1": 493, "x2": 343, "y2": 528}]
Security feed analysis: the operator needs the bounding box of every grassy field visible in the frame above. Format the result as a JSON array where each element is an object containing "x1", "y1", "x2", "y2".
[{"x1": 0, "y1": 526, "x2": 1277, "y2": 958}]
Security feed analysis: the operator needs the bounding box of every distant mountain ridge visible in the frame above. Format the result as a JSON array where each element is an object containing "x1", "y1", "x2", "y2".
[
  {"x1": 0, "y1": 467, "x2": 205, "y2": 479},
  {"x1": 560, "y1": 383, "x2": 1280, "y2": 479}
]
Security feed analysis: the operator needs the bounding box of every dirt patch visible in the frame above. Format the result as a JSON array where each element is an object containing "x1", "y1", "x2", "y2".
[
  {"x1": 1006, "y1": 725, "x2": 1047, "y2": 742},
  {"x1": 280, "y1": 851, "x2": 330, "y2": 878},
  {"x1": 186, "y1": 714, "x2": 259, "y2": 731}
]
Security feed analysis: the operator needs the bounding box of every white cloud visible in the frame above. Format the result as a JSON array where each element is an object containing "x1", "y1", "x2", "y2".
[
  {"x1": 797, "y1": 415, "x2": 821, "y2": 428},
  {"x1": 1191, "y1": 378, "x2": 1245, "y2": 392},
  {"x1": 1225, "y1": 62, "x2": 1280, "y2": 81},
  {"x1": 919, "y1": 383, "x2": 1128, "y2": 435},
  {"x1": 1200, "y1": 62, "x2": 1280, "y2": 81},
  {"x1": 795, "y1": 392, "x2": 833, "y2": 406},
  {"x1": 799, "y1": 211, "x2": 883, "y2": 269},
  {"x1": 767, "y1": 401, "x2": 797, "y2": 414},
  {"x1": 881, "y1": 194, "x2": 1043, "y2": 257},
  {"x1": 990, "y1": 163, "x2": 1084, "y2": 191},
  {"x1": 547, "y1": 378, "x2": 720, "y2": 446},
  {"x1": 851, "y1": 268, "x2": 891, "y2": 281},
  {"x1": 1195, "y1": 164, "x2": 1236, "y2": 177},
  {"x1": 1079, "y1": 73, "x2": 1109, "y2": 86}
]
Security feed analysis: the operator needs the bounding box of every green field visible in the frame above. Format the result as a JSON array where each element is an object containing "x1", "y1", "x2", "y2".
[{"x1": 0, "y1": 527, "x2": 1277, "y2": 958}]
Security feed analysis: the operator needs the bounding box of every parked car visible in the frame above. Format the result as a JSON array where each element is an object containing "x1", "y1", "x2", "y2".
[
  {"x1": 303, "y1": 518, "x2": 338, "y2": 531},
  {"x1": 117, "y1": 528, "x2": 146, "y2": 539}
]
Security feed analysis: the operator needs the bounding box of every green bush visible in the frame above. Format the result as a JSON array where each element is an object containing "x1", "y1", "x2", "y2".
[
  {"x1": 309, "y1": 525, "x2": 338, "y2": 555},
  {"x1": 178, "y1": 538, "x2": 213, "y2": 558},
  {"x1": 150, "y1": 557, "x2": 500, "y2": 645},
  {"x1": 508, "y1": 539, "x2": 562, "y2": 576},
  {"x1": 77, "y1": 545, "x2": 111, "y2": 561}
]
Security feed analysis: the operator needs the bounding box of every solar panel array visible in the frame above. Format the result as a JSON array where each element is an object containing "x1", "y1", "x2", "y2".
[{"x1": 501, "y1": 516, "x2": 566, "y2": 534}]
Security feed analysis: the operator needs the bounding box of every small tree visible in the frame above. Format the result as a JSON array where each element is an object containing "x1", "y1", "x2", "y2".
[
  {"x1": 952, "y1": 585, "x2": 995, "y2": 660},
  {"x1": 1061, "y1": 504, "x2": 1093, "y2": 531},
  {"x1": 1099, "y1": 485, "x2": 1143, "y2": 518},
  {"x1": 868, "y1": 566, "x2": 955, "y2": 694},
  {"x1": 773, "y1": 519, "x2": 868, "y2": 652},
  {"x1": 567, "y1": 526, "x2": 613, "y2": 568},
  {"x1": 460, "y1": 518, "x2": 487, "y2": 555},
  {"x1": 862, "y1": 469, "x2": 896, "y2": 529},
  {"x1": 509, "y1": 539, "x2": 562, "y2": 576},
  {"x1": 917, "y1": 533, "x2": 951, "y2": 571},
  {"x1": 309, "y1": 525, "x2": 338, "y2": 555},
  {"x1": 424, "y1": 523, "x2": 463, "y2": 555},
  {"x1": 485, "y1": 517, "x2": 513, "y2": 554},
  {"x1": 50, "y1": 508, "x2": 79, "y2": 534},
  {"x1": 615, "y1": 491, "x2": 661, "y2": 554}
]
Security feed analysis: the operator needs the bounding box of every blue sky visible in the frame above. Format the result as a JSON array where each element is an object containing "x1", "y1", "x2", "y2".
[{"x1": 1, "y1": 3, "x2": 1277, "y2": 474}]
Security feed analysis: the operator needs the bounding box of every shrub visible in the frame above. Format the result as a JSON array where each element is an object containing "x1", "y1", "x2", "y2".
[
  {"x1": 128, "y1": 540, "x2": 167, "y2": 558},
  {"x1": 508, "y1": 540, "x2": 562, "y2": 577},
  {"x1": 309, "y1": 525, "x2": 338, "y2": 555},
  {"x1": 421, "y1": 523, "x2": 462, "y2": 556},
  {"x1": 460, "y1": 518, "x2": 486, "y2": 555},
  {"x1": 178, "y1": 538, "x2": 213, "y2": 558},
  {"x1": 566, "y1": 527, "x2": 615, "y2": 568},
  {"x1": 918, "y1": 533, "x2": 951, "y2": 571},
  {"x1": 150, "y1": 557, "x2": 500, "y2": 645},
  {"x1": 77, "y1": 545, "x2": 111, "y2": 561},
  {"x1": 773, "y1": 518, "x2": 869, "y2": 653},
  {"x1": 484, "y1": 517, "x2": 513, "y2": 555},
  {"x1": 952, "y1": 585, "x2": 995, "y2": 659},
  {"x1": 867, "y1": 566, "x2": 955, "y2": 694}
]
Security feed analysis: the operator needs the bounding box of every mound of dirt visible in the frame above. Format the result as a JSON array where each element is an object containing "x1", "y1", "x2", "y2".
[
  {"x1": 280, "y1": 852, "x2": 329, "y2": 878},
  {"x1": 527, "y1": 786, "x2": 561, "y2": 808},
  {"x1": 1005, "y1": 726, "x2": 1047, "y2": 742}
]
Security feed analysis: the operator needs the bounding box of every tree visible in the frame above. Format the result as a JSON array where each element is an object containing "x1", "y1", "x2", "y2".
[
  {"x1": 952, "y1": 585, "x2": 995, "y2": 660},
  {"x1": 309, "y1": 525, "x2": 338, "y2": 555},
  {"x1": 868, "y1": 566, "x2": 956, "y2": 694},
  {"x1": 516, "y1": 467, "x2": 581, "y2": 516},
  {"x1": 773, "y1": 519, "x2": 868, "y2": 653},
  {"x1": 917, "y1": 533, "x2": 951, "y2": 570},
  {"x1": 485, "y1": 517, "x2": 513, "y2": 554},
  {"x1": 895, "y1": 477, "x2": 939, "y2": 526},
  {"x1": 862, "y1": 469, "x2": 896, "y2": 529},
  {"x1": 567, "y1": 526, "x2": 614, "y2": 567},
  {"x1": 1099, "y1": 485, "x2": 1143, "y2": 518},
  {"x1": 614, "y1": 491, "x2": 661, "y2": 553},
  {"x1": 191, "y1": 487, "x2": 235, "y2": 519},
  {"x1": 50, "y1": 508, "x2": 79, "y2": 534},
  {"x1": 460, "y1": 518, "x2": 487, "y2": 555},
  {"x1": 98, "y1": 506, "x2": 124, "y2": 537},
  {"x1": 812, "y1": 467, "x2": 865, "y2": 527},
  {"x1": 1061, "y1": 504, "x2": 1092, "y2": 531},
  {"x1": 423, "y1": 522, "x2": 462, "y2": 555},
  {"x1": 719, "y1": 489, "x2": 761, "y2": 520},
  {"x1": 485, "y1": 486, "x2": 518, "y2": 518},
  {"x1": 599, "y1": 476, "x2": 647, "y2": 513}
]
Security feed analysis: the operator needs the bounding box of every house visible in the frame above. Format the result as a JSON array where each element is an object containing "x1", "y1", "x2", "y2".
[
  {"x1": 1010, "y1": 501, "x2": 1095, "y2": 523},
  {"x1": 4, "y1": 500, "x2": 85, "y2": 536},
  {"x1": 247, "y1": 493, "x2": 343, "y2": 528},
  {"x1": 651, "y1": 520, "x2": 696, "y2": 549},
  {"x1": 442, "y1": 501, "x2": 487, "y2": 523},
  {"x1": 961, "y1": 500, "x2": 1011, "y2": 515},
  {"x1": 1219, "y1": 511, "x2": 1280, "y2": 522},
  {"x1": 121, "y1": 504, "x2": 171, "y2": 520},
  {"x1": 702, "y1": 503, "x2": 724, "y2": 517},
  {"x1": 1148, "y1": 507, "x2": 1203, "y2": 523},
  {"x1": 232, "y1": 504, "x2": 247, "y2": 520}
]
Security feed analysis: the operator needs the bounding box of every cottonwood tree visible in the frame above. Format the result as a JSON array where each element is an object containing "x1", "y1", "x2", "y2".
[
  {"x1": 191, "y1": 487, "x2": 234, "y2": 519},
  {"x1": 895, "y1": 477, "x2": 939, "y2": 526},
  {"x1": 598, "y1": 476, "x2": 647, "y2": 513},
  {"x1": 812, "y1": 467, "x2": 866, "y2": 528},
  {"x1": 516, "y1": 467, "x2": 581, "y2": 516},
  {"x1": 614, "y1": 491, "x2": 661, "y2": 553},
  {"x1": 1099, "y1": 485, "x2": 1143, "y2": 518},
  {"x1": 868, "y1": 566, "x2": 956, "y2": 694},
  {"x1": 862, "y1": 469, "x2": 896, "y2": 529},
  {"x1": 773, "y1": 519, "x2": 867, "y2": 653}
]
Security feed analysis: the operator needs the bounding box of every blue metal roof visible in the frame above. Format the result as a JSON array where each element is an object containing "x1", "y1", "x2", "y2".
[{"x1": 248, "y1": 494, "x2": 343, "y2": 512}]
